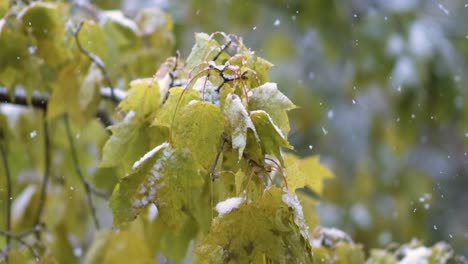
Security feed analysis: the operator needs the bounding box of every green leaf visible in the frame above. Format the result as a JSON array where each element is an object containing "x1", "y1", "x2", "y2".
[
  {"x1": 196, "y1": 187, "x2": 314, "y2": 263},
  {"x1": 109, "y1": 142, "x2": 168, "y2": 225},
  {"x1": 250, "y1": 110, "x2": 292, "y2": 165},
  {"x1": 252, "y1": 57, "x2": 273, "y2": 85},
  {"x1": 284, "y1": 153, "x2": 334, "y2": 195},
  {"x1": 100, "y1": 10, "x2": 140, "y2": 51},
  {"x1": 118, "y1": 78, "x2": 161, "y2": 122},
  {"x1": 19, "y1": 2, "x2": 63, "y2": 40},
  {"x1": 153, "y1": 147, "x2": 204, "y2": 232},
  {"x1": 152, "y1": 87, "x2": 200, "y2": 128},
  {"x1": 367, "y1": 250, "x2": 397, "y2": 264},
  {"x1": 248, "y1": 82, "x2": 296, "y2": 136},
  {"x1": 185, "y1": 33, "x2": 220, "y2": 69},
  {"x1": 85, "y1": 225, "x2": 154, "y2": 264},
  {"x1": 77, "y1": 20, "x2": 108, "y2": 63},
  {"x1": 0, "y1": 17, "x2": 28, "y2": 66},
  {"x1": 47, "y1": 65, "x2": 82, "y2": 122},
  {"x1": 223, "y1": 94, "x2": 257, "y2": 160},
  {"x1": 173, "y1": 101, "x2": 224, "y2": 169},
  {"x1": 334, "y1": 242, "x2": 366, "y2": 264},
  {"x1": 100, "y1": 114, "x2": 169, "y2": 171}
]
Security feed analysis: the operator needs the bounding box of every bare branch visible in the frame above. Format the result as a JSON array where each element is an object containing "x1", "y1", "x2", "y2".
[
  {"x1": 0, "y1": 86, "x2": 125, "y2": 127},
  {"x1": 32, "y1": 114, "x2": 50, "y2": 241},
  {"x1": 210, "y1": 134, "x2": 228, "y2": 181},
  {"x1": 63, "y1": 115, "x2": 101, "y2": 229},
  {"x1": 0, "y1": 145, "x2": 12, "y2": 264},
  {"x1": 0, "y1": 230, "x2": 40, "y2": 263},
  {"x1": 74, "y1": 21, "x2": 117, "y2": 103}
]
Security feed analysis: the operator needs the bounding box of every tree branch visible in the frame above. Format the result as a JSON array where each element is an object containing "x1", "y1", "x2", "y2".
[
  {"x1": 0, "y1": 229, "x2": 41, "y2": 263},
  {"x1": 32, "y1": 114, "x2": 50, "y2": 241},
  {"x1": 0, "y1": 145, "x2": 12, "y2": 264},
  {"x1": 63, "y1": 115, "x2": 101, "y2": 229},
  {"x1": 0, "y1": 86, "x2": 125, "y2": 127}
]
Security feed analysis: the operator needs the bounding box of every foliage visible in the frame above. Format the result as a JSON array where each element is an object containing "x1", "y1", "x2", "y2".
[
  {"x1": 0, "y1": 1, "x2": 463, "y2": 263},
  {"x1": 166, "y1": 0, "x2": 468, "y2": 255}
]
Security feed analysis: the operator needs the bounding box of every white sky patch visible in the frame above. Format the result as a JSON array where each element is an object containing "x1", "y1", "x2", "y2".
[
  {"x1": 386, "y1": 33, "x2": 405, "y2": 56},
  {"x1": 392, "y1": 56, "x2": 418, "y2": 86},
  {"x1": 379, "y1": 0, "x2": 418, "y2": 12},
  {"x1": 132, "y1": 142, "x2": 169, "y2": 170},
  {"x1": 398, "y1": 246, "x2": 431, "y2": 264},
  {"x1": 409, "y1": 21, "x2": 433, "y2": 58},
  {"x1": 215, "y1": 197, "x2": 244, "y2": 216}
]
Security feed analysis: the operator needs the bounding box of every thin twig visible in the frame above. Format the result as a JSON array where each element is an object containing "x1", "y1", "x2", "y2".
[
  {"x1": 210, "y1": 135, "x2": 227, "y2": 181},
  {"x1": 212, "y1": 40, "x2": 232, "y2": 61},
  {"x1": 0, "y1": 230, "x2": 40, "y2": 263},
  {"x1": 0, "y1": 145, "x2": 12, "y2": 264},
  {"x1": 168, "y1": 50, "x2": 181, "y2": 88},
  {"x1": 74, "y1": 21, "x2": 117, "y2": 103},
  {"x1": 63, "y1": 115, "x2": 101, "y2": 229},
  {"x1": 33, "y1": 114, "x2": 50, "y2": 241}
]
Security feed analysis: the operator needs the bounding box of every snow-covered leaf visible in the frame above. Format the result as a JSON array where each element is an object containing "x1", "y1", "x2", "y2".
[
  {"x1": 250, "y1": 110, "x2": 292, "y2": 165},
  {"x1": 248, "y1": 82, "x2": 296, "y2": 136},
  {"x1": 223, "y1": 94, "x2": 257, "y2": 160}
]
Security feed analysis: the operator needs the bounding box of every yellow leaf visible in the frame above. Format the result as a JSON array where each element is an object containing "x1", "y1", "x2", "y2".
[{"x1": 284, "y1": 153, "x2": 334, "y2": 195}]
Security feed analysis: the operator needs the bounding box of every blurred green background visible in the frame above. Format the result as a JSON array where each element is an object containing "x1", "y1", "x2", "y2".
[{"x1": 61, "y1": 0, "x2": 468, "y2": 255}]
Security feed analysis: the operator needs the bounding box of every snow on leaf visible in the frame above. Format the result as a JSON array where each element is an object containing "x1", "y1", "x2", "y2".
[
  {"x1": 109, "y1": 142, "x2": 169, "y2": 225},
  {"x1": 153, "y1": 147, "x2": 204, "y2": 232},
  {"x1": 248, "y1": 82, "x2": 296, "y2": 136},
  {"x1": 132, "y1": 142, "x2": 169, "y2": 170},
  {"x1": 172, "y1": 101, "x2": 224, "y2": 169},
  {"x1": 250, "y1": 110, "x2": 292, "y2": 165},
  {"x1": 282, "y1": 191, "x2": 310, "y2": 241},
  {"x1": 284, "y1": 153, "x2": 334, "y2": 195},
  {"x1": 215, "y1": 197, "x2": 244, "y2": 216},
  {"x1": 118, "y1": 78, "x2": 161, "y2": 122},
  {"x1": 193, "y1": 76, "x2": 219, "y2": 105},
  {"x1": 196, "y1": 187, "x2": 314, "y2": 263},
  {"x1": 223, "y1": 94, "x2": 258, "y2": 160},
  {"x1": 398, "y1": 246, "x2": 431, "y2": 264},
  {"x1": 99, "y1": 10, "x2": 139, "y2": 34}
]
